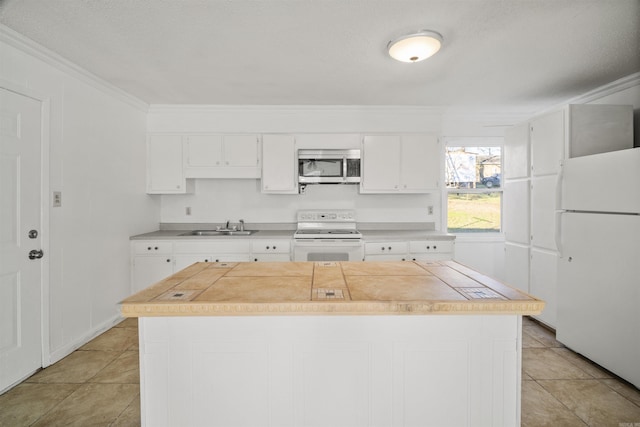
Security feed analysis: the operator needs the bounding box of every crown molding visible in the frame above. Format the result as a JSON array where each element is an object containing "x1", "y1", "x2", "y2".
[
  {"x1": 0, "y1": 24, "x2": 148, "y2": 112},
  {"x1": 536, "y1": 72, "x2": 640, "y2": 116},
  {"x1": 147, "y1": 104, "x2": 446, "y2": 115}
]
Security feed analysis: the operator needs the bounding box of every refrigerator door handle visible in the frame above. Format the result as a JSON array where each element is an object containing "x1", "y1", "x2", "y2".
[
  {"x1": 555, "y1": 211, "x2": 563, "y2": 257},
  {"x1": 555, "y1": 161, "x2": 563, "y2": 211},
  {"x1": 554, "y1": 161, "x2": 564, "y2": 256}
]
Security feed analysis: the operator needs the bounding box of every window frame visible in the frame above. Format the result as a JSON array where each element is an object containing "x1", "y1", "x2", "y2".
[{"x1": 441, "y1": 137, "x2": 504, "y2": 237}]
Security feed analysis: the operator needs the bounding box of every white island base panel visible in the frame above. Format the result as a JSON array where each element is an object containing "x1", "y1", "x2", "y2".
[{"x1": 139, "y1": 315, "x2": 522, "y2": 427}]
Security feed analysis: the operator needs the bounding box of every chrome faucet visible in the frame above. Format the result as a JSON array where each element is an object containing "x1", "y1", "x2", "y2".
[
  {"x1": 225, "y1": 220, "x2": 230, "y2": 230},
  {"x1": 239, "y1": 219, "x2": 245, "y2": 231}
]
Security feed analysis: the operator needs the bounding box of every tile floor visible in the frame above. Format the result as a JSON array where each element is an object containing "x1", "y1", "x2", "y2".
[{"x1": 1, "y1": 316, "x2": 639, "y2": 426}]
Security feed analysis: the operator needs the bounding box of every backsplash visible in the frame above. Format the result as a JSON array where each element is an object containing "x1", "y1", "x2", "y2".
[{"x1": 159, "y1": 179, "x2": 440, "y2": 227}]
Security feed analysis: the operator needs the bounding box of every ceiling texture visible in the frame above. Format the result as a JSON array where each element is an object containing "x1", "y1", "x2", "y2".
[{"x1": 1, "y1": 0, "x2": 639, "y2": 110}]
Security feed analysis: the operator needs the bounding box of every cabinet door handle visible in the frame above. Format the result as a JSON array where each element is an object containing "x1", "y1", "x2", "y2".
[{"x1": 166, "y1": 259, "x2": 171, "y2": 263}]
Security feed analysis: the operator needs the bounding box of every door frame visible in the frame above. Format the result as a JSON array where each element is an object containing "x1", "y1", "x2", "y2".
[{"x1": 1, "y1": 78, "x2": 51, "y2": 369}]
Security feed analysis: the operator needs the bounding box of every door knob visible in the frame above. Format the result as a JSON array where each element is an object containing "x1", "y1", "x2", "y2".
[{"x1": 28, "y1": 249, "x2": 44, "y2": 260}]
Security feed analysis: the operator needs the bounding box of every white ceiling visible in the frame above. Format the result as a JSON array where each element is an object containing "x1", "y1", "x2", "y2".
[{"x1": 1, "y1": 0, "x2": 639, "y2": 110}]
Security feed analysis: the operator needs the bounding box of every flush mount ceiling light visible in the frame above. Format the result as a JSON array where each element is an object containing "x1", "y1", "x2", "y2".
[{"x1": 387, "y1": 30, "x2": 443, "y2": 63}]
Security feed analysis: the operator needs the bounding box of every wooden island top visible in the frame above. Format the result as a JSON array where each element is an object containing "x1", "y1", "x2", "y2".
[{"x1": 121, "y1": 260, "x2": 544, "y2": 317}]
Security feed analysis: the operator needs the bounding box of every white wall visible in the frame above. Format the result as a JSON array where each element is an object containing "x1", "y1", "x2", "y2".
[{"x1": 1, "y1": 28, "x2": 157, "y2": 363}]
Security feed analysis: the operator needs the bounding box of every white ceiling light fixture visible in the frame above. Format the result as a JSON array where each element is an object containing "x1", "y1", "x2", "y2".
[{"x1": 387, "y1": 30, "x2": 443, "y2": 63}]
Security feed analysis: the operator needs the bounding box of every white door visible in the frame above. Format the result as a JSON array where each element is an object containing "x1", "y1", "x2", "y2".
[{"x1": 0, "y1": 87, "x2": 43, "y2": 391}]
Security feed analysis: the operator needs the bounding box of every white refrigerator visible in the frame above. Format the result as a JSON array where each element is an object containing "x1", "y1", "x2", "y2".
[{"x1": 556, "y1": 148, "x2": 640, "y2": 388}]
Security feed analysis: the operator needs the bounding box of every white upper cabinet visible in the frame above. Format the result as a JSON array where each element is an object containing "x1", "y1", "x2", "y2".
[
  {"x1": 147, "y1": 134, "x2": 193, "y2": 194},
  {"x1": 360, "y1": 134, "x2": 439, "y2": 193},
  {"x1": 184, "y1": 134, "x2": 260, "y2": 178},
  {"x1": 360, "y1": 135, "x2": 401, "y2": 192},
  {"x1": 261, "y1": 134, "x2": 298, "y2": 194},
  {"x1": 530, "y1": 110, "x2": 564, "y2": 177},
  {"x1": 503, "y1": 122, "x2": 530, "y2": 179},
  {"x1": 401, "y1": 134, "x2": 440, "y2": 191},
  {"x1": 530, "y1": 104, "x2": 633, "y2": 177}
]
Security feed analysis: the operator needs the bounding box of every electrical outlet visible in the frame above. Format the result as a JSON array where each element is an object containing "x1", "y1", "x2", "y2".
[
  {"x1": 186, "y1": 207, "x2": 192, "y2": 215},
  {"x1": 428, "y1": 206, "x2": 433, "y2": 215},
  {"x1": 53, "y1": 191, "x2": 62, "y2": 207}
]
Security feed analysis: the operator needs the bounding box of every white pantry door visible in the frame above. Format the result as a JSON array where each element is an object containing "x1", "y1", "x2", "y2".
[{"x1": 0, "y1": 87, "x2": 43, "y2": 392}]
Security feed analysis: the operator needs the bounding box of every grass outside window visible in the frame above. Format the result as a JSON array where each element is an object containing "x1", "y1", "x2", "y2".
[{"x1": 447, "y1": 192, "x2": 501, "y2": 233}]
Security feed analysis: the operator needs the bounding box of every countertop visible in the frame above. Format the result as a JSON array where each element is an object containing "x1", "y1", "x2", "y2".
[
  {"x1": 121, "y1": 260, "x2": 544, "y2": 317},
  {"x1": 129, "y1": 229, "x2": 455, "y2": 241}
]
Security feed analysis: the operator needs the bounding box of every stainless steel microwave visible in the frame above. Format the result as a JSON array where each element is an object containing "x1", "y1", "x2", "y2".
[{"x1": 298, "y1": 149, "x2": 361, "y2": 184}]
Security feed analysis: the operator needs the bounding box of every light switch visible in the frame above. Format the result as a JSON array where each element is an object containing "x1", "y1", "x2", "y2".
[{"x1": 53, "y1": 191, "x2": 62, "y2": 207}]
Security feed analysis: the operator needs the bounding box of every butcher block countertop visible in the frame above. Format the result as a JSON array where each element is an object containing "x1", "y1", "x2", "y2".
[{"x1": 121, "y1": 261, "x2": 544, "y2": 317}]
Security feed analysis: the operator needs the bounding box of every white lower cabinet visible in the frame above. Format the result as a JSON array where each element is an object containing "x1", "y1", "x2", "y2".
[
  {"x1": 174, "y1": 241, "x2": 253, "y2": 269},
  {"x1": 132, "y1": 239, "x2": 294, "y2": 292},
  {"x1": 139, "y1": 315, "x2": 521, "y2": 427},
  {"x1": 504, "y1": 243, "x2": 529, "y2": 293},
  {"x1": 132, "y1": 241, "x2": 174, "y2": 292},
  {"x1": 251, "y1": 240, "x2": 291, "y2": 262},
  {"x1": 408, "y1": 240, "x2": 454, "y2": 261},
  {"x1": 530, "y1": 248, "x2": 558, "y2": 327},
  {"x1": 365, "y1": 240, "x2": 454, "y2": 262},
  {"x1": 364, "y1": 241, "x2": 408, "y2": 261}
]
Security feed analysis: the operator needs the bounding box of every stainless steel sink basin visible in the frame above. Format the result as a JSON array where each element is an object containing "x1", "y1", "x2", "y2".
[{"x1": 179, "y1": 230, "x2": 257, "y2": 236}]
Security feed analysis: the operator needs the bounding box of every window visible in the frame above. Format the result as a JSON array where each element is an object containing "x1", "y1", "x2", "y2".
[{"x1": 444, "y1": 141, "x2": 502, "y2": 233}]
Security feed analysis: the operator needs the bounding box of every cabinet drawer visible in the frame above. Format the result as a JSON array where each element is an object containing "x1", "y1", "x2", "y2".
[
  {"x1": 364, "y1": 241, "x2": 407, "y2": 255},
  {"x1": 133, "y1": 241, "x2": 173, "y2": 255},
  {"x1": 251, "y1": 240, "x2": 291, "y2": 254},
  {"x1": 174, "y1": 240, "x2": 251, "y2": 254},
  {"x1": 408, "y1": 240, "x2": 453, "y2": 254}
]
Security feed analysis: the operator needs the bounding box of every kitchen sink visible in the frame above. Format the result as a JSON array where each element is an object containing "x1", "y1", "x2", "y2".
[{"x1": 179, "y1": 230, "x2": 257, "y2": 236}]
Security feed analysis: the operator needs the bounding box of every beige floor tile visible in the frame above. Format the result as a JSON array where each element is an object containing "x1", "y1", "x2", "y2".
[
  {"x1": 523, "y1": 330, "x2": 547, "y2": 348},
  {"x1": 521, "y1": 380, "x2": 588, "y2": 427},
  {"x1": 111, "y1": 393, "x2": 141, "y2": 427},
  {"x1": 0, "y1": 383, "x2": 79, "y2": 426},
  {"x1": 30, "y1": 383, "x2": 139, "y2": 427},
  {"x1": 538, "y1": 379, "x2": 640, "y2": 427},
  {"x1": 523, "y1": 348, "x2": 593, "y2": 380},
  {"x1": 26, "y1": 350, "x2": 119, "y2": 383},
  {"x1": 115, "y1": 317, "x2": 138, "y2": 329},
  {"x1": 523, "y1": 323, "x2": 564, "y2": 348},
  {"x1": 551, "y1": 347, "x2": 615, "y2": 379},
  {"x1": 81, "y1": 327, "x2": 138, "y2": 352},
  {"x1": 90, "y1": 351, "x2": 140, "y2": 384},
  {"x1": 601, "y1": 379, "x2": 640, "y2": 407}
]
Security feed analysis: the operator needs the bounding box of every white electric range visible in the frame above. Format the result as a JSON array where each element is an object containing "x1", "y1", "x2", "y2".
[{"x1": 293, "y1": 210, "x2": 364, "y2": 261}]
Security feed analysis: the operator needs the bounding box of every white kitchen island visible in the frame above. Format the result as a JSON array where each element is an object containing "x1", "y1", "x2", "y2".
[{"x1": 121, "y1": 261, "x2": 544, "y2": 427}]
